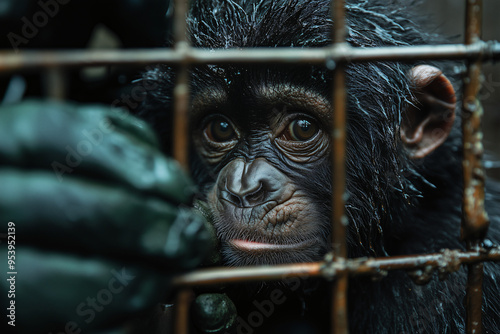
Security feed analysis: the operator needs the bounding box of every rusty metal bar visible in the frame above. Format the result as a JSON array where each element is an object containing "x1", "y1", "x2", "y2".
[
  {"x1": 42, "y1": 67, "x2": 66, "y2": 100},
  {"x1": 173, "y1": 262, "x2": 323, "y2": 286},
  {"x1": 462, "y1": 0, "x2": 490, "y2": 241},
  {"x1": 330, "y1": 1, "x2": 349, "y2": 333},
  {"x1": 0, "y1": 42, "x2": 499, "y2": 72},
  {"x1": 172, "y1": 0, "x2": 190, "y2": 169},
  {"x1": 172, "y1": 61, "x2": 190, "y2": 169},
  {"x1": 172, "y1": 247, "x2": 500, "y2": 287},
  {"x1": 172, "y1": 0, "x2": 191, "y2": 333},
  {"x1": 174, "y1": 288, "x2": 193, "y2": 334},
  {"x1": 461, "y1": 1, "x2": 489, "y2": 333},
  {"x1": 465, "y1": 263, "x2": 484, "y2": 333}
]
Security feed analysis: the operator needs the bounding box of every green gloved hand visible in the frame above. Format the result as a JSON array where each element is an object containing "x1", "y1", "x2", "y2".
[{"x1": 0, "y1": 100, "x2": 213, "y2": 333}]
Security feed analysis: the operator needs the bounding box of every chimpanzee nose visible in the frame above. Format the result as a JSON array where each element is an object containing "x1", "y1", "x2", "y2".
[{"x1": 219, "y1": 158, "x2": 286, "y2": 207}]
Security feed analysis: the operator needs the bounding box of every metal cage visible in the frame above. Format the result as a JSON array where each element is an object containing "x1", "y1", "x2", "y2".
[{"x1": 2, "y1": 0, "x2": 500, "y2": 333}]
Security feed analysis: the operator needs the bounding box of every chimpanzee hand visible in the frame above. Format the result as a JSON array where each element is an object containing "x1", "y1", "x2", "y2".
[{"x1": 0, "y1": 100, "x2": 214, "y2": 333}]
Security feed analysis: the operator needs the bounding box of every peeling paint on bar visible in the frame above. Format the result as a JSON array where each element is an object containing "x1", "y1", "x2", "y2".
[
  {"x1": 172, "y1": 247, "x2": 500, "y2": 287},
  {"x1": 461, "y1": 1, "x2": 489, "y2": 333}
]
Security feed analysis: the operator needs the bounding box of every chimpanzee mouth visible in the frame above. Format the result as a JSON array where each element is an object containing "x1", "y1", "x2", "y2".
[{"x1": 228, "y1": 238, "x2": 314, "y2": 253}]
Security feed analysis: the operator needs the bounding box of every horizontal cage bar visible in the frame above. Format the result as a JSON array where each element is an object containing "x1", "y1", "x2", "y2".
[
  {"x1": 172, "y1": 247, "x2": 500, "y2": 287},
  {"x1": 0, "y1": 41, "x2": 499, "y2": 72}
]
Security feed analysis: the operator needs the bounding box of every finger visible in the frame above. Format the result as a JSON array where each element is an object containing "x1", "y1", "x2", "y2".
[
  {"x1": 0, "y1": 247, "x2": 171, "y2": 334},
  {"x1": 0, "y1": 100, "x2": 194, "y2": 204},
  {"x1": 192, "y1": 293, "x2": 237, "y2": 333},
  {"x1": 78, "y1": 103, "x2": 159, "y2": 148},
  {"x1": 0, "y1": 170, "x2": 212, "y2": 269}
]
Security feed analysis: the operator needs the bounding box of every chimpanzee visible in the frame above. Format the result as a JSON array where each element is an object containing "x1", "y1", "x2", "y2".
[{"x1": 138, "y1": 0, "x2": 500, "y2": 333}]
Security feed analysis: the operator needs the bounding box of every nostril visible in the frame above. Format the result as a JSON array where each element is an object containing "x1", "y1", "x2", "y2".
[
  {"x1": 222, "y1": 182, "x2": 244, "y2": 207},
  {"x1": 227, "y1": 192, "x2": 243, "y2": 207},
  {"x1": 222, "y1": 182, "x2": 268, "y2": 207},
  {"x1": 243, "y1": 183, "x2": 265, "y2": 205}
]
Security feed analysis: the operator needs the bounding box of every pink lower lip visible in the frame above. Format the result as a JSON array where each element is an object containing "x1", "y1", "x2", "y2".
[{"x1": 229, "y1": 239, "x2": 310, "y2": 251}]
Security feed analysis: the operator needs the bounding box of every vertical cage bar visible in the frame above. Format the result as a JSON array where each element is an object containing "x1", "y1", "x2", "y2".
[
  {"x1": 175, "y1": 289, "x2": 194, "y2": 334},
  {"x1": 172, "y1": 0, "x2": 191, "y2": 332},
  {"x1": 172, "y1": 0, "x2": 190, "y2": 170},
  {"x1": 330, "y1": 0, "x2": 349, "y2": 333},
  {"x1": 43, "y1": 67, "x2": 67, "y2": 100},
  {"x1": 461, "y1": 0, "x2": 489, "y2": 333}
]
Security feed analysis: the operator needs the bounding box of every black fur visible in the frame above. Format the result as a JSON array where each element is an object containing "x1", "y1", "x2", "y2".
[{"x1": 138, "y1": 0, "x2": 500, "y2": 332}]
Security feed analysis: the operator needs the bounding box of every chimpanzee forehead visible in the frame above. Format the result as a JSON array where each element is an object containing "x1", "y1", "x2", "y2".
[
  {"x1": 249, "y1": 82, "x2": 332, "y2": 121},
  {"x1": 190, "y1": 73, "x2": 332, "y2": 126}
]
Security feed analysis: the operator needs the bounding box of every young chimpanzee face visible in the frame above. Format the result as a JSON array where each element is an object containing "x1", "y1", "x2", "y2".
[
  {"x1": 188, "y1": 61, "x2": 455, "y2": 267},
  {"x1": 190, "y1": 75, "x2": 333, "y2": 266}
]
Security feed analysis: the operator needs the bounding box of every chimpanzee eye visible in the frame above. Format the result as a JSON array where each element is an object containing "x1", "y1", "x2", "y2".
[
  {"x1": 281, "y1": 119, "x2": 319, "y2": 141},
  {"x1": 204, "y1": 117, "x2": 236, "y2": 142}
]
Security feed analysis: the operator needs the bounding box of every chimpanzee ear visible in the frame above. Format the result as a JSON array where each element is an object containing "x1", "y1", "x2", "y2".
[{"x1": 401, "y1": 65, "x2": 456, "y2": 159}]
